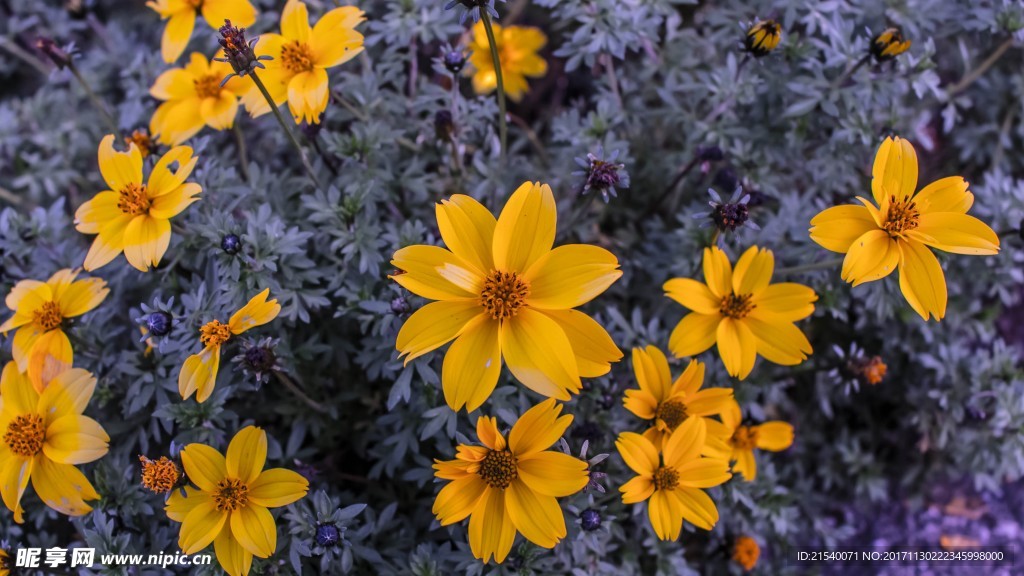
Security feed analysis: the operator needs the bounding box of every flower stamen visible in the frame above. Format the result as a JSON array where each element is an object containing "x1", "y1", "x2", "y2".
[
  {"x1": 139, "y1": 455, "x2": 182, "y2": 494},
  {"x1": 193, "y1": 74, "x2": 223, "y2": 99},
  {"x1": 720, "y1": 293, "x2": 755, "y2": 319},
  {"x1": 652, "y1": 466, "x2": 679, "y2": 491},
  {"x1": 213, "y1": 478, "x2": 249, "y2": 511},
  {"x1": 882, "y1": 195, "x2": 919, "y2": 238},
  {"x1": 478, "y1": 449, "x2": 518, "y2": 489},
  {"x1": 33, "y1": 301, "x2": 63, "y2": 331},
  {"x1": 281, "y1": 41, "x2": 315, "y2": 74},
  {"x1": 200, "y1": 320, "x2": 232, "y2": 347},
  {"x1": 4, "y1": 414, "x2": 45, "y2": 457},
  {"x1": 731, "y1": 426, "x2": 759, "y2": 451},
  {"x1": 480, "y1": 270, "x2": 530, "y2": 321},
  {"x1": 655, "y1": 399, "x2": 689, "y2": 431},
  {"x1": 118, "y1": 183, "x2": 151, "y2": 216}
]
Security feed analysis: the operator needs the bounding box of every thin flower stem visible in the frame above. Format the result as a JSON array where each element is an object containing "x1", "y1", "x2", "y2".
[
  {"x1": 232, "y1": 122, "x2": 250, "y2": 182},
  {"x1": 645, "y1": 155, "x2": 699, "y2": 219},
  {"x1": 0, "y1": 37, "x2": 50, "y2": 76},
  {"x1": 479, "y1": 10, "x2": 507, "y2": 160},
  {"x1": 828, "y1": 54, "x2": 871, "y2": 92},
  {"x1": 946, "y1": 38, "x2": 1015, "y2": 98},
  {"x1": 249, "y1": 70, "x2": 323, "y2": 190},
  {"x1": 775, "y1": 257, "x2": 845, "y2": 276},
  {"x1": 274, "y1": 371, "x2": 329, "y2": 415},
  {"x1": 66, "y1": 60, "x2": 121, "y2": 137}
]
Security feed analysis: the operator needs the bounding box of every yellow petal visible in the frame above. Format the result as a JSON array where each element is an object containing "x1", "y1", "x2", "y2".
[
  {"x1": 619, "y1": 474, "x2": 654, "y2": 504},
  {"x1": 42, "y1": 415, "x2": 109, "y2": 465},
  {"x1": 390, "y1": 245, "x2": 479, "y2": 301},
  {"x1": 716, "y1": 318, "x2": 757, "y2": 379},
  {"x1": 871, "y1": 136, "x2": 917, "y2": 204},
  {"x1": 27, "y1": 329, "x2": 73, "y2": 392},
  {"x1": 166, "y1": 486, "x2": 212, "y2": 522},
  {"x1": 809, "y1": 204, "x2": 880, "y2": 253},
  {"x1": 914, "y1": 176, "x2": 973, "y2": 213},
  {"x1": 668, "y1": 313, "x2": 720, "y2": 359},
  {"x1": 670, "y1": 359, "x2": 705, "y2": 397},
  {"x1": 5, "y1": 279, "x2": 50, "y2": 314},
  {"x1": 435, "y1": 194, "x2": 496, "y2": 275},
  {"x1": 161, "y1": 11, "x2": 196, "y2": 63},
  {"x1": 98, "y1": 134, "x2": 143, "y2": 192},
  {"x1": 152, "y1": 98, "x2": 205, "y2": 145},
  {"x1": 663, "y1": 416, "x2": 705, "y2": 469},
  {"x1": 719, "y1": 399, "x2": 742, "y2": 432},
  {"x1": 200, "y1": 92, "x2": 239, "y2": 130},
  {"x1": 749, "y1": 282, "x2": 817, "y2": 322},
  {"x1": 74, "y1": 191, "x2": 122, "y2": 234},
  {"x1": 150, "y1": 67, "x2": 196, "y2": 101},
  {"x1": 615, "y1": 431, "x2": 657, "y2": 476},
  {"x1": 122, "y1": 215, "x2": 172, "y2": 272},
  {"x1": 310, "y1": 6, "x2": 365, "y2": 68},
  {"x1": 0, "y1": 362, "x2": 39, "y2": 415},
  {"x1": 674, "y1": 487, "x2": 718, "y2": 529},
  {"x1": 732, "y1": 448, "x2": 757, "y2": 481},
  {"x1": 247, "y1": 468, "x2": 309, "y2": 508},
  {"x1": 648, "y1": 489, "x2": 683, "y2": 541},
  {"x1": 523, "y1": 244, "x2": 621, "y2": 309},
  {"x1": 39, "y1": 368, "x2": 96, "y2": 420},
  {"x1": 11, "y1": 324, "x2": 41, "y2": 373},
  {"x1": 731, "y1": 246, "x2": 774, "y2": 296},
  {"x1": 230, "y1": 504, "x2": 277, "y2": 557},
  {"x1": 83, "y1": 215, "x2": 133, "y2": 272},
  {"x1": 281, "y1": 0, "x2": 311, "y2": 42},
  {"x1": 286, "y1": 68, "x2": 329, "y2": 124},
  {"x1": 433, "y1": 457, "x2": 474, "y2": 480},
  {"x1": 180, "y1": 443, "x2": 227, "y2": 492},
  {"x1": 468, "y1": 486, "x2": 516, "y2": 564},
  {"x1": 56, "y1": 277, "x2": 108, "y2": 318},
  {"x1": 492, "y1": 182, "x2": 556, "y2": 274},
  {"x1": 913, "y1": 212, "x2": 1000, "y2": 255},
  {"x1": 0, "y1": 451, "x2": 31, "y2": 523},
  {"x1": 631, "y1": 345, "x2": 671, "y2": 401},
  {"x1": 743, "y1": 316, "x2": 812, "y2": 366},
  {"x1": 897, "y1": 240, "x2": 947, "y2": 321},
  {"x1": 432, "y1": 474, "x2": 487, "y2": 525},
  {"x1": 475, "y1": 415, "x2": 506, "y2": 451},
  {"x1": 179, "y1": 499, "x2": 228, "y2": 554},
  {"x1": 623, "y1": 388, "x2": 658, "y2": 420},
  {"x1": 685, "y1": 388, "x2": 734, "y2": 416},
  {"x1": 541, "y1": 309, "x2": 622, "y2": 378},
  {"x1": 229, "y1": 288, "x2": 281, "y2": 333},
  {"x1": 201, "y1": 0, "x2": 256, "y2": 29},
  {"x1": 30, "y1": 456, "x2": 100, "y2": 518},
  {"x1": 841, "y1": 229, "x2": 899, "y2": 286},
  {"x1": 395, "y1": 301, "x2": 481, "y2": 364},
  {"x1": 500, "y1": 309, "x2": 579, "y2": 400},
  {"x1": 515, "y1": 451, "x2": 588, "y2": 497},
  {"x1": 436, "y1": 262, "x2": 484, "y2": 294},
  {"x1": 149, "y1": 183, "x2": 201, "y2": 220},
  {"x1": 226, "y1": 426, "x2": 267, "y2": 484},
  {"x1": 674, "y1": 458, "x2": 731, "y2": 488},
  {"x1": 504, "y1": 479, "x2": 565, "y2": 548},
  {"x1": 663, "y1": 277, "x2": 720, "y2": 314},
  {"x1": 755, "y1": 422, "x2": 794, "y2": 451},
  {"x1": 213, "y1": 528, "x2": 253, "y2": 576},
  {"x1": 702, "y1": 246, "x2": 733, "y2": 298},
  {"x1": 508, "y1": 398, "x2": 571, "y2": 457},
  {"x1": 178, "y1": 346, "x2": 222, "y2": 402}
]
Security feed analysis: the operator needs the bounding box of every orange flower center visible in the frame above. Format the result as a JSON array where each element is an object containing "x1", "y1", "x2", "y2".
[
  {"x1": 732, "y1": 426, "x2": 759, "y2": 451},
  {"x1": 478, "y1": 449, "x2": 518, "y2": 489},
  {"x1": 862, "y1": 356, "x2": 887, "y2": 385},
  {"x1": 213, "y1": 477, "x2": 249, "y2": 511},
  {"x1": 655, "y1": 399, "x2": 688, "y2": 430},
  {"x1": 118, "y1": 183, "x2": 151, "y2": 216},
  {"x1": 33, "y1": 300, "x2": 63, "y2": 331},
  {"x1": 281, "y1": 41, "x2": 315, "y2": 74},
  {"x1": 124, "y1": 129, "x2": 154, "y2": 158},
  {"x1": 732, "y1": 535, "x2": 760, "y2": 571},
  {"x1": 480, "y1": 270, "x2": 530, "y2": 321},
  {"x1": 720, "y1": 293, "x2": 754, "y2": 319},
  {"x1": 883, "y1": 195, "x2": 919, "y2": 237},
  {"x1": 652, "y1": 466, "x2": 679, "y2": 491},
  {"x1": 139, "y1": 455, "x2": 181, "y2": 494},
  {"x1": 200, "y1": 320, "x2": 232, "y2": 347},
  {"x1": 193, "y1": 73, "x2": 223, "y2": 100},
  {"x1": 4, "y1": 414, "x2": 45, "y2": 457}
]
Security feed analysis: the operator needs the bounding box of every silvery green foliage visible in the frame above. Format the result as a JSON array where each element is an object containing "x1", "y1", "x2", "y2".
[{"x1": 0, "y1": 0, "x2": 1023, "y2": 574}]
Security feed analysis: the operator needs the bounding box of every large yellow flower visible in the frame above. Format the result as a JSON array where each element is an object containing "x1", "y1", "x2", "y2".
[
  {"x1": 712, "y1": 399, "x2": 793, "y2": 482},
  {"x1": 75, "y1": 135, "x2": 201, "y2": 272},
  {"x1": 179, "y1": 289, "x2": 281, "y2": 403},
  {"x1": 150, "y1": 51, "x2": 246, "y2": 145},
  {"x1": 166, "y1": 426, "x2": 309, "y2": 576},
  {"x1": 809, "y1": 136, "x2": 1000, "y2": 321},
  {"x1": 240, "y1": 0, "x2": 365, "y2": 124},
  {"x1": 616, "y1": 417, "x2": 732, "y2": 541},
  {"x1": 147, "y1": 0, "x2": 256, "y2": 63},
  {"x1": 664, "y1": 246, "x2": 816, "y2": 380},
  {"x1": 0, "y1": 362, "x2": 108, "y2": 524},
  {"x1": 391, "y1": 182, "x2": 623, "y2": 412},
  {"x1": 432, "y1": 399, "x2": 588, "y2": 564},
  {"x1": 0, "y1": 269, "x2": 108, "y2": 391},
  {"x1": 623, "y1": 346, "x2": 733, "y2": 453},
  {"x1": 467, "y1": 21, "x2": 547, "y2": 102}
]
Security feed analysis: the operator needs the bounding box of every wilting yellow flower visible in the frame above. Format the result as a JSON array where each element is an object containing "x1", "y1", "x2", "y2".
[
  {"x1": 871, "y1": 27, "x2": 911, "y2": 61},
  {"x1": 179, "y1": 289, "x2": 281, "y2": 403},
  {"x1": 809, "y1": 136, "x2": 1000, "y2": 321},
  {"x1": 432, "y1": 399, "x2": 588, "y2": 564},
  {"x1": 391, "y1": 182, "x2": 623, "y2": 412},
  {"x1": 166, "y1": 426, "x2": 309, "y2": 576},
  {"x1": 713, "y1": 399, "x2": 792, "y2": 482},
  {"x1": 75, "y1": 135, "x2": 201, "y2": 272},
  {"x1": 240, "y1": 0, "x2": 365, "y2": 124},
  {"x1": 0, "y1": 269, "x2": 108, "y2": 391},
  {"x1": 468, "y1": 21, "x2": 547, "y2": 102},
  {"x1": 622, "y1": 346, "x2": 732, "y2": 453},
  {"x1": 147, "y1": 0, "x2": 256, "y2": 63},
  {"x1": 664, "y1": 246, "x2": 817, "y2": 380},
  {"x1": 0, "y1": 362, "x2": 108, "y2": 523},
  {"x1": 732, "y1": 535, "x2": 760, "y2": 571},
  {"x1": 150, "y1": 51, "x2": 247, "y2": 145},
  {"x1": 745, "y1": 19, "x2": 782, "y2": 56},
  {"x1": 616, "y1": 418, "x2": 731, "y2": 541}
]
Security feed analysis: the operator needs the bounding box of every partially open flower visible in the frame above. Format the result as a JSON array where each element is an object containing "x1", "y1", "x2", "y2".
[
  {"x1": 215, "y1": 20, "x2": 272, "y2": 81},
  {"x1": 573, "y1": 148, "x2": 630, "y2": 202},
  {"x1": 744, "y1": 19, "x2": 782, "y2": 57},
  {"x1": 871, "y1": 27, "x2": 911, "y2": 62}
]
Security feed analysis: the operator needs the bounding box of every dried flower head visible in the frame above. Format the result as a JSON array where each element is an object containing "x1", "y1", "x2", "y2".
[
  {"x1": 696, "y1": 188, "x2": 760, "y2": 234},
  {"x1": 35, "y1": 37, "x2": 71, "y2": 69},
  {"x1": 732, "y1": 535, "x2": 760, "y2": 571},
  {"x1": 232, "y1": 337, "x2": 282, "y2": 384},
  {"x1": 215, "y1": 20, "x2": 272, "y2": 83},
  {"x1": 139, "y1": 455, "x2": 182, "y2": 495},
  {"x1": 573, "y1": 147, "x2": 630, "y2": 202}
]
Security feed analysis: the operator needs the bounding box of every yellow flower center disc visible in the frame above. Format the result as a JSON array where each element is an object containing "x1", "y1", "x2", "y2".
[
  {"x1": 200, "y1": 320, "x2": 232, "y2": 347},
  {"x1": 4, "y1": 414, "x2": 45, "y2": 457},
  {"x1": 213, "y1": 478, "x2": 250, "y2": 511},
  {"x1": 193, "y1": 73, "x2": 223, "y2": 100},
  {"x1": 655, "y1": 399, "x2": 689, "y2": 431},
  {"x1": 652, "y1": 466, "x2": 680, "y2": 491},
  {"x1": 719, "y1": 293, "x2": 755, "y2": 319},
  {"x1": 883, "y1": 195, "x2": 920, "y2": 237},
  {"x1": 117, "y1": 183, "x2": 151, "y2": 216},
  {"x1": 732, "y1": 426, "x2": 760, "y2": 451},
  {"x1": 33, "y1": 300, "x2": 63, "y2": 331},
  {"x1": 480, "y1": 270, "x2": 530, "y2": 321},
  {"x1": 281, "y1": 41, "x2": 315, "y2": 74},
  {"x1": 478, "y1": 449, "x2": 518, "y2": 489}
]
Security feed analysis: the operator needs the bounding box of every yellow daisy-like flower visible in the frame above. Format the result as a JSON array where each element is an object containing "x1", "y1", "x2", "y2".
[
  {"x1": 744, "y1": 19, "x2": 782, "y2": 57},
  {"x1": 0, "y1": 269, "x2": 108, "y2": 391},
  {"x1": 166, "y1": 426, "x2": 309, "y2": 576},
  {"x1": 150, "y1": 51, "x2": 247, "y2": 145},
  {"x1": 467, "y1": 21, "x2": 548, "y2": 102},
  {"x1": 240, "y1": 0, "x2": 365, "y2": 124},
  {"x1": 432, "y1": 399, "x2": 588, "y2": 564},
  {"x1": 622, "y1": 346, "x2": 733, "y2": 453},
  {"x1": 178, "y1": 289, "x2": 281, "y2": 403},
  {"x1": 147, "y1": 0, "x2": 257, "y2": 63},
  {"x1": 391, "y1": 182, "x2": 623, "y2": 412},
  {"x1": 664, "y1": 246, "x2": 817, "y2": 380},
  {"x1": 75, "y1": 135, "x2": 202, "y2": 272},
  {"x1": 0, "y1": 362, "x2": 109, "y2": 524},
  {"x1": 616, "y1": 417, "x2": 732, "y2": 541},
  {"x1": 712, "y1": 399, "x2": 793, "y2": 482},
  {"x1": 809, "y1": 136, "x2": 1000, "y2": 321}
]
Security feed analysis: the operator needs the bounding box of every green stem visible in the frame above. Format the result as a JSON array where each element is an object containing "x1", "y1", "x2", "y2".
[
  {"x1": 274, "y1": 371, "x2": 329, "y2": 414},
  {"x1": 480, "y1": 10, "x2": 507, "y2": 160},
  {"x1": 828, "y1": 54, "x2": 871, "y2": 92},
  {"x1": 249, "y1": 70, "x2": 322, "y2": 190},
  {"x1": 945, "y1": 38, "x2": 1015, "y2": 98},
  {"x1": 67, "y1": 60, "x2": 121, "y2": 137},
  {"x1": 775, "y1": 257, "x2": 845, "y2": 276}
]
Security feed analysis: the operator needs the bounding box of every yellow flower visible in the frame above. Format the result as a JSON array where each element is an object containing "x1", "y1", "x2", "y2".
[
  {"x1": 616, "y1": 417, "x2": 731, "y2": 541},
  {"x1": 0, "y1": 269, "x2": 108, "y2": 391},
  {"x1": 166, "y1": 426, "x2": 309, "y2": 576},
  {"x1": 432, "y1": 399, "x2": 588, "y2": 564},
  {"x1": 240, "y1": 0, "x2": 365, "y2": 124},
  {"x1": 150, "y1": 51, "x2": 247, "y2": 145},
  {"x1": 147, "y1": 0, "x2": 256, "y2": 63},
  {"x1": 714, "y1": 399, "x2": 793, "y2": 482},
  {"x1": 745, "y1": 19, "x2": 782, "y2": 57},
  {"x1": 0, "y1": 362, "x2": 109, "y2": 524},
  {"x1": 391, "y1": 182, "x2": 623, "y2": 412},
  {"x1": 664, "y1": 246, "x2": 817, "y2": 380},
  {"x1": 871, "y1": 27, "x2": 911, "y2": 61},
  {"x1": 468, "y1": 21, "x2": 547, "y2": 102},
  {"x1": 809, "y1": 136, "x2": 1000, "y2": 321},
  {"x1": 0, "y1": 548, "x2": 8, "y2": 576},
  {"x1": 178, "y1": 289, "x2": 281, "y2": 403},
  {"x1": 75, "y1": 135, "x2": 202, "y2": 272},
  {"x1": 732, "y1": 535, "x2": 760, "y2": 571},
  {"x1": 622, "y1": 346, "x2": 733, "y2": 453}
]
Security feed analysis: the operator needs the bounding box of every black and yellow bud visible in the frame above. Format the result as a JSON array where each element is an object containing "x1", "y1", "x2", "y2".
[
  {"x1": 745, "y1": 20, "x2": 782, "y2": 57},
  {"x1": 871, "y1": 27, "x2": 911, "y2": 62}
]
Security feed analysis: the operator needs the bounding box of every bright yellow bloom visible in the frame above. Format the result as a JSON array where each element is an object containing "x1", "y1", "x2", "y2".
[
  {"x1": 391, "y1": 182, "x2": 623, "y2": 412},
  {"x1": 240, "y1": 0, "x2": 365, "y2": 124},
  {"x1": 871, "y1": 27, "x2": 911, "y2": 61},
  {"x1": 147, "y1": 0, "x2": 256, "y2": 63},
  {"x1": 664, "y1": 246, "x2": 817, "y2": 380},
  {"x1": 622, "y1": 346, "x2": 733, "y2": 453},
  {"x1": 179, "y1": 289, "x2": 281, "y2": 403},
  {"x1": 166, "y1": 426, "x2": 309, "y2": 576},
  {"x1": 732, "y1": 535, "x2": 760, "y2": 571},
  {"x1": 468, "y1": 21, "x2": 548, "y2": 102},
  {"x1": 75, "y1": 135, "x2": 201, "y2": 272},
  {"x1": 713, "y1": 399, "x2": 793, "y2": 482},
  {"x1": 616, "y1": 418, "x2": 731, "y2": 541},
  {"x1": 0, "y1": 362, "x2": 108, "y2": 523},
  {"x1": 809, "y1": 136, "x2": 1000, "y2": 321},
  {"x1": 745, "y1": 19, "x2": 782, "y2": 57},
  {"x1": 432, "y1": 399, "x2": 588, "y2": 564},
  {"x1": 0, "y1": 269, "x2": 108, "y2": 391},
  {"x1": 150, "y1": 51, "x2": 247, "y2": 145}
]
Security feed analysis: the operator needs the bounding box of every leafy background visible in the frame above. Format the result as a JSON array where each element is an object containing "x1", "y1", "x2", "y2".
[{"x1": 1, "y1": 0, "x2": 1023, "y2": 574}]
